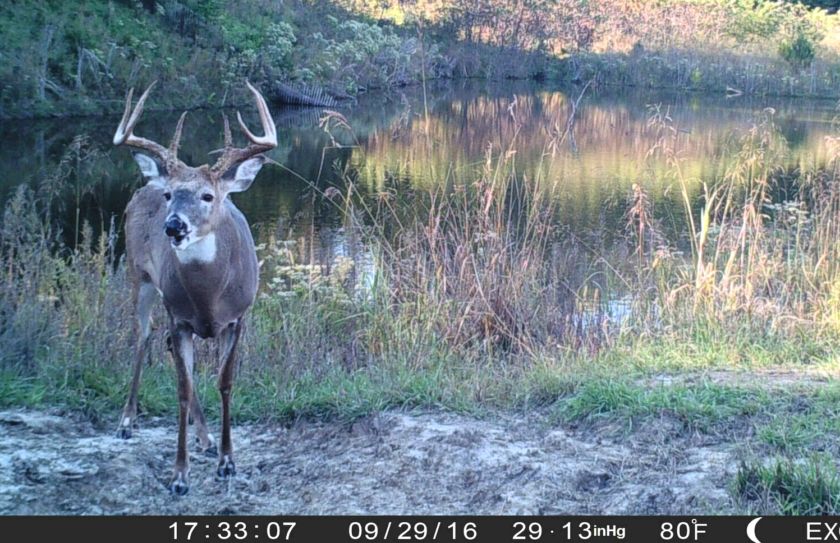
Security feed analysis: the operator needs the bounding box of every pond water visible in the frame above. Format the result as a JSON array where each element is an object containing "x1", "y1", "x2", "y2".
[{"x1": 1, "y1": 80, "x2": 838, "y2": 268}]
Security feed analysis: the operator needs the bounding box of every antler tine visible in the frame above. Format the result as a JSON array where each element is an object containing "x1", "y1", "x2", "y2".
[
  {"x1": 222, "y1": 113, "x2": 233, "y2": 149},
  {"x1": 211, "y1": 81, "x2": 277, "y2": 174},
  {"x1": 113, "y1": 81, "x2": 178, "y2": 166},
  {"x1": 125, "y1": 82, "x2": 155, "y2": 136},
  {"x1": 113, "y1": 87, "x2": 135, "y2": 146},
  {"x1": 169, "y1": 111, "x2": 188, "y2": 161},
  {"x1": 236, "y1": 80, "x2": 277, "y2": 147}
]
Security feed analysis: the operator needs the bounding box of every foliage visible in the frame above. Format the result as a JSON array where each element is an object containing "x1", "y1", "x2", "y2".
[
  {"x1": 779, "y1": 30, "x2": 817, "y2": 67},
  {"x1": 0, "y1": 0, "x2": 445, "y2": 118},
  {"x1": 3, "y1": 0, "x2": 840, "y2": 118},
  {"x1": 264, "y1": 21, "x2": 296, "y2": 78},
  {"x1": 298, "y1": 18, "x2": 422, "y2": 92},
  {"x1": 410, "y1": 0, "x2": 840, "y2": 90}
]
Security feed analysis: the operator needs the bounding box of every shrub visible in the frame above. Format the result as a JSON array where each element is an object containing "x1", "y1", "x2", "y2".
[
  {"x1": 265, "y1": 21, "x2": 296, "y2": 78},
  {"x1": 779, "y1": 30, "x2": 816, "y2": 67}
]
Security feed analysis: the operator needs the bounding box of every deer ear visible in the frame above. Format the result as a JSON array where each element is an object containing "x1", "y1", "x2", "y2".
[
  {"x1": 132, "y1": 152, "x2": 167, "y2": 188},
  {"x1": 220, "y1": 155, "x2": 267, "y2": 194}
]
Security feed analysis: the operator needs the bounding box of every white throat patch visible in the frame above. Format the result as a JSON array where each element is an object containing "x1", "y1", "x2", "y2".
[{"x1": 174, "y1": 233, "x2": 217, "y2": 264}]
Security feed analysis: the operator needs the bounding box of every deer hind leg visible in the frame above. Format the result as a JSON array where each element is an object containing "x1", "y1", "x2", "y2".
[
  {"x1": 165, "y1": 330, "x2": 216, "y2": 456},
  {"x1": 190, "y1": 385, "x2": 216, "y2": 456},
  {"x1": 169, "y1": 324, "x2": 195, "y2": 496},
  {"x1": 117, "y1": 281, "x2": 157, "y2": 439},
  {"x1": 216, "y1": 319, "x2": 243, "y2": 480}
]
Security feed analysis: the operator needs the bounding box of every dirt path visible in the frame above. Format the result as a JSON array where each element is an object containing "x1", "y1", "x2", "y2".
[{"x1": 0, "y1": 408, "x2": 738, "y2": 515}]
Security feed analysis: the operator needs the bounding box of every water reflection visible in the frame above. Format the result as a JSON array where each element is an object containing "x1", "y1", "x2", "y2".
[{"x1": 1, "y1": 80, "x2": 837, "y2": 270}]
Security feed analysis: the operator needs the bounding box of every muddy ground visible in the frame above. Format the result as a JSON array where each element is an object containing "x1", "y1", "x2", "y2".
[{"x1": 0, "y1": 406, "x2": 743, "y2": 515}]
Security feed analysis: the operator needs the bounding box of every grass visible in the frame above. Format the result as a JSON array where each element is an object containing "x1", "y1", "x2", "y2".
[
  {"x1": 757, "y1": 386, "x2": 840, "y2": 454},
  {"x1": 0, "y1": 321, "x2": 835, "y2": 431},
  {"x1": 557, "y1": 377, "x2": 840, "y2": 445},
  {"x1": 759, "y1": 412, "x2": 840, "y2": 454},
  {"x1": 557, "y1": 380, "x2": 770, "y2": 429},
  {"x1": 736, "y1": 457, "x2": 840, "y2": 515}
]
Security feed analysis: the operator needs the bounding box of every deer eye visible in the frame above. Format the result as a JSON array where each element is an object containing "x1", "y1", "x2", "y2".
[
  {"x1": 163, "y1": 192, "x2": 172, "y2": 201},
  {"x1": 201, "y1": 193, "x2": 214, "y2": 202}
]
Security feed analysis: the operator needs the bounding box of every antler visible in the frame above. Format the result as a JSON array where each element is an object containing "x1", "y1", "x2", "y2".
[
  {"x1": 210, "y1": 81, "x2": 277, "y2": 175},
  {"x1": 113, "y1": 81, "x2": 186, "y2": 170}
]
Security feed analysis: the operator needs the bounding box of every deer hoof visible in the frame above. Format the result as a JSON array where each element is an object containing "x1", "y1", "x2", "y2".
[
  {"x1": 116, "y1": 418, "x2": 133, "y2": 439},
  {"x1": 196, "y1": 435, "x2": 217, "y2": 457},
  {"x1": 169, "y1": 472, "x2": 190, "y2": 496},
  {"x1": 216, "y1": 456, "x2": 236, "y2": 480}
]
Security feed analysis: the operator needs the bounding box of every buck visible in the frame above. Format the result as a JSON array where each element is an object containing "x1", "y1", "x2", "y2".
[{"x1": 113, "y1": 81, "x2": 276, "y2": 495}]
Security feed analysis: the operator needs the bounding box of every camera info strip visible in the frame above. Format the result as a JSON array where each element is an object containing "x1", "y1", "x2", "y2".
[{"x1": 1, "y1": 515, "x2": 837, "y2": 542}]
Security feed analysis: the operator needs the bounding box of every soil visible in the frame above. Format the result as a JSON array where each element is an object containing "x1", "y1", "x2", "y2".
[{"x1": 0, "y1": 407, "x2": 740, "y2": 515}]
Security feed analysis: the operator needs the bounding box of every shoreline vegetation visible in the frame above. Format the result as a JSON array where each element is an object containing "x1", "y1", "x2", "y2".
[
  {"x1": 3, "y1": 0, "x2": 840, "y2": 119},
  {"x1": 2, "y1": 0, "x2": 840, "y2": 514}
]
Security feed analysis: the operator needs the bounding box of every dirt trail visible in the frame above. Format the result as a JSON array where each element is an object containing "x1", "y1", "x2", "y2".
[{"x1": 0, "y1": 408, "x2": 738, "y2": 515}]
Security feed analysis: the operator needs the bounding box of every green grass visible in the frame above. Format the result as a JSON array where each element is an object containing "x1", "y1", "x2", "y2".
[
  {"x1": 757, "y1": 386, "x2": 840, "y2": 455},
  {"x1": 1, "y1": 299, "x2": 838, "y2": 516},
  {"x1": 556, "y1": 380, "x2": 770, "y2": 430},
  {"x1": 1, "y1": 333, "x2": 835, "y2": 425},
  {"x1": 736, "y1": 457, "x2": 840, "y2": 515},
  {"x1": 759, "y1": 413, "x2": 840, "y2": 453}
]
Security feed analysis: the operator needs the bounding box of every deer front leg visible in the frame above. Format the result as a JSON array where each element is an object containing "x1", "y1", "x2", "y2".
[
  {"x1": 169, "y1": 325, "x2": 194, "y2": 495},
  {"x1": 216, "y1": 319, "x2": 243, "y2": 480},
  {"x1": 117, "y1": 282, "x2": 157, "y2": 439}
]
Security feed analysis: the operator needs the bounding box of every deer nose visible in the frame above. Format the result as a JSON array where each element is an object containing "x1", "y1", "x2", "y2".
[{"x1": 164, "y1": 216, "x2": 187, "y2": 238}]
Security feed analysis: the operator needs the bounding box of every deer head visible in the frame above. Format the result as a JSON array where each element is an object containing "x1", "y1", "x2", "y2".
[{"x1": 114, "y1": 81, "x2": 277, "y2": 250}]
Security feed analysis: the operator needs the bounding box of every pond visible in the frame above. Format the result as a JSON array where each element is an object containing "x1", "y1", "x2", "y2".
[{"x1": 2, "y1": 80, "x2": 838, "y2": 272}]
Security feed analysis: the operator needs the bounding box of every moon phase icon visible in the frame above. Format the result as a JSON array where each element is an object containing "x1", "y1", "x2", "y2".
[{"x1": 747, "y1": 517, "x2": 763, "y2": 543}]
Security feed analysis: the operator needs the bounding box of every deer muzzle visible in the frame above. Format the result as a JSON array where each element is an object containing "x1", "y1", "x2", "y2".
[{"x1": 164, "y1": 215, "x2": 189, "y2": 244}]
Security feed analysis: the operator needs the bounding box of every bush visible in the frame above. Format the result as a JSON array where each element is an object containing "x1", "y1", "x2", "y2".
[
  {"x1": 779, "y1": 30, "x2": 816, "y2": 67},
  {"x1": 265, "y1": 21, "x2": 296, "y2": 78}
]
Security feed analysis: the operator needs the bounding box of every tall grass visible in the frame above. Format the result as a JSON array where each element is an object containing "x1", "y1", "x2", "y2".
[
  {"x1": 367, "y1": 143, "x2": 603, "y2": 356},
  {"x1": 360, "y1": 99, "x2": 840, "y2": 353},
  {"x1": 626, "y1": 103, "x2": 840, "y2": 343}
]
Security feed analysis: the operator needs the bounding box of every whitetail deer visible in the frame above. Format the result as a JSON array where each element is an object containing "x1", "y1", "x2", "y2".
[{"x1": 113, "y1": 81, "x2": 276, "y2": 495}]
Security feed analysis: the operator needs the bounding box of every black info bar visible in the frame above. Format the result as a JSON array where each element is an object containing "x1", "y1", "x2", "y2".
[{"x1": 2, "y1": 515, "x2": 838, "y2": 543}]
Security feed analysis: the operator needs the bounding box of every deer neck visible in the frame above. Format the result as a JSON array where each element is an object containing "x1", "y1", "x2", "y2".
[
  {"x1": 168, "y1": 229, "x2": 230, "y2": 324},
  {"x1": 174, "y1": 232, "x2": 218, "y2": 265}
]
